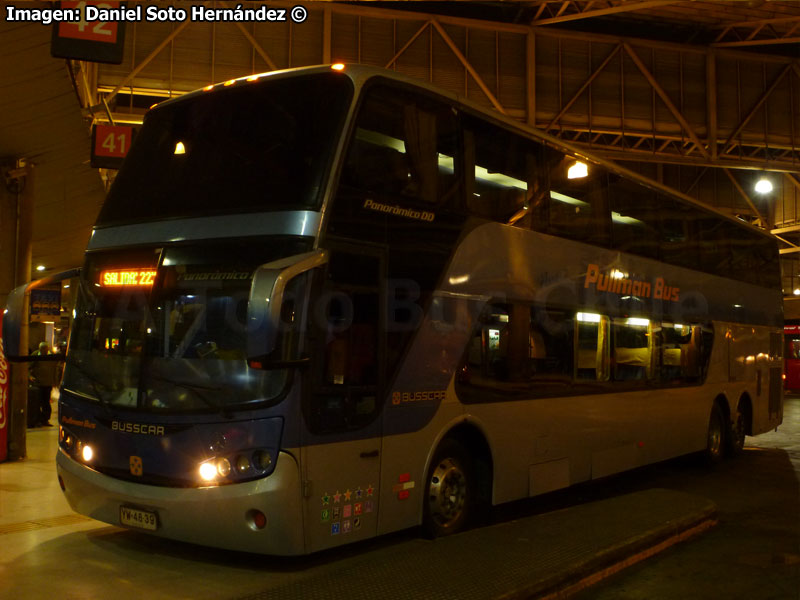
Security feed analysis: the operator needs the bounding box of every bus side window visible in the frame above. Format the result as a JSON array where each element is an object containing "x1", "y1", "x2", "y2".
[
  {"x1": 611, "y1": 318, "x2": 654, "y2": 382},
  {"x1": 575, "y1": 312, "x2": 610, "y2": 382},
  {"x1": 308, "y1": 251, "x2": 382, "y2": 433},
  {"x1": 608, "y1": 176, "x2": 660, "y2": 260},
  {"x1": 547, "y1": 155, "x2": 609, "y2": 246},
  {"x1": 661, "y1": 323, "x2": 714, "y2": 384},
  {"x1": 458, "y1": 303, "x2": 527, "y2": 396},
  {"x1": 463, "y1": 118, "x2": 547, "y2": 226},
  {"x1": 339, "y1": 85, "x2": 459, "y2": 208},
  {"x1": 658, "y1": 195, "x2": 698, "y2": 271},
  {"x1": 527, "y1": 306, "x2": 573, "y2": 395}
]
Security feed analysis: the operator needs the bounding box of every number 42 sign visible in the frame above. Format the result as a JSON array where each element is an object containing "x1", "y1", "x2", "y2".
[
  {"x1": 91, "y1": 123, "x2": 136, "y2": 169},
  {"x1": 51, "y1": 1, "x2": 126, "y2": 64}
]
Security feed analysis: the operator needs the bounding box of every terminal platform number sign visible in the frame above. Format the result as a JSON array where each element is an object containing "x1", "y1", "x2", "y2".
[
  {"x1": 51, "y1": 1, "x2": 126, "y2": 64},
  {"x1": 91, "y1": 124, "x2": 135, "y2": 169},
  {"x1": 58, "y1": 1, "x2": 120, "y2": 43}
]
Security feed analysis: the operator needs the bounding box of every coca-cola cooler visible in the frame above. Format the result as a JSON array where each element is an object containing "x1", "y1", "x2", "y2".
[{"x1": 0, "y1": 317, "x2": 9, "y2": 463}]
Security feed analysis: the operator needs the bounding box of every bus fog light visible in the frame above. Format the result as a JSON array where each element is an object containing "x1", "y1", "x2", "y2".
[
  {"x1": 246, "y1": 509, "x2": 267, "y2": 530},
  {"x1": 199, "y1": 462, "x2": 217, "y2": 482},
  {"x1": 236, "y1": 455, "x2": 251, "y2": 473},
  {"x1": 216, "y1": 457, "x2": 231, "y2": 477},
  {"x1": 254, "y1": 450, "x2": 272, "y2": 470}
]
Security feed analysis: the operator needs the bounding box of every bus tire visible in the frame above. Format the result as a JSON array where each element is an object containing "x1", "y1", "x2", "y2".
[
  {"x1": 704, "y1": 402, "x2": 726, "y2": 464},
  {"x1": 727, "y1": 400, "x2": 749, "y2": 457},
  {"x1": 423, "y1": 438, "x2": 474, "y2": 538}
]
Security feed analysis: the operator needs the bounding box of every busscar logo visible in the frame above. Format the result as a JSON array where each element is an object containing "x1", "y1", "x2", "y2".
[
  {"x1": 391, "y1": 390, "x2": 446, "y2": 405},
  {"x1": 112, "y1": 421, "x2": 165, "y2": 436}
]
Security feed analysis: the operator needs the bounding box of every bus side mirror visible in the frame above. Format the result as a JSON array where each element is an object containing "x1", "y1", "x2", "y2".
[{"x1": 247, "y1": 250, "x2": 328, "y2": 361}]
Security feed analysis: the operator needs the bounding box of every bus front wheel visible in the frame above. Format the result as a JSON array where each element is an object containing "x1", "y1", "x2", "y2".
[{"x1": 423, "y1": 439, "x2": 474, "y2": 538}]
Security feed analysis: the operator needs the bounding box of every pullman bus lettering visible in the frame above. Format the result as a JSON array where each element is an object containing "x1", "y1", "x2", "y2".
[{"x1": 584, "y1": 263, "x2": 680, "y2": 302}]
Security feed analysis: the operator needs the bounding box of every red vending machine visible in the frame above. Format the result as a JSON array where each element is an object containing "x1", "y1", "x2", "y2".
[{"x1": 0, "y1": 317, "x2": 9, "y2": 462}]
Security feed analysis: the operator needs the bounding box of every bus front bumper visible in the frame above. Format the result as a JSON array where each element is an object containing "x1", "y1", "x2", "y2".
[{"x1": 56, "y1": 447, "x2": 306, "y2": 555}]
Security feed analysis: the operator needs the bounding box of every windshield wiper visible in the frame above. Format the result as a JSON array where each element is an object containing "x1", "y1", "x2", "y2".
[
  {"x1": 63, "y1": 356, "x2": 109, "y2": 405},
  {"x1": 145, "y1": 372, "x2": 228, "y2": 415}
]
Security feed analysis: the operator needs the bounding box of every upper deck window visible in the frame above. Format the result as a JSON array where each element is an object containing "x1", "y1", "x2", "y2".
[{"x1": 97, "y1": 73, "x2": 353, "y2": 226}]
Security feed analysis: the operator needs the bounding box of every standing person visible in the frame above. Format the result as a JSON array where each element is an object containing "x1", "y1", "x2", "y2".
[{"x1": 30, "y1": 342, "x2": 57, "y2": 427}]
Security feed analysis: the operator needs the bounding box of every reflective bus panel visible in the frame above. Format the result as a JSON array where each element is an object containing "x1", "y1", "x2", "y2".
[{"x1": 47, "y1": 65, "x2": 783, "y2": 555}]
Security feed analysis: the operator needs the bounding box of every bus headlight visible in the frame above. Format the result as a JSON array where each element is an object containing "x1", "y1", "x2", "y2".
[
  {"x1": 254, "y1": 450, "x2": 273, "y2": 471},
  {"x1": 199, "y1": 462, "x2": 217, "y2": 482},
  {"x1": 82, "y1": 444, "x2": 94, "y2": 462},
  {"x1": 236, "y1": 454, "x2": 251, "y2": 473},
  {"x1": 216, "y1": 457, "x2": 231, "y2": 477}
]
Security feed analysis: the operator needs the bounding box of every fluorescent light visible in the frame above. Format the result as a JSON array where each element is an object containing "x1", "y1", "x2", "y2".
[
  {"x1": 577, "y1": 312, "x2": 601, "y2": 323},
  {"x1": 550, "y1": 190, "x2": 588, "y2": 207},
  {"x1": 475, "y1": 165, "x2": 526, "y2": 190},
  {"x1": 36, "y1": 265, "x2": 46, "y2": 271},
  {"x1": 626, "y1": 317, "x2": 650, "y2": 327},
  {"x1": 611, "y1": 211, "x2": 644, "y2": 226}
]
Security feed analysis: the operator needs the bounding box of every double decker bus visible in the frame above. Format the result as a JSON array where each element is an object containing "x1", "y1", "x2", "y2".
[{"x1": 7, "y1": 64, "x2": 782, "y2": 555}]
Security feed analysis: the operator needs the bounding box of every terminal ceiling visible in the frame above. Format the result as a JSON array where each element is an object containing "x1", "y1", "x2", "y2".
[{"x1": 1, "y1": 0, "x2": 799, "y2": 291}]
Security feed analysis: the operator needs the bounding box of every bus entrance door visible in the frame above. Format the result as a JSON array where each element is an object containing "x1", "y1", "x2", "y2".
[{"x1": 301, "y1": 246, "x2": 385, "y2": 551}]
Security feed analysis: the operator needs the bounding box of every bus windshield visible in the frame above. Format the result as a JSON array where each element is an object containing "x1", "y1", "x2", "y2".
[
  {"x1": 96, "y1": 72, "x2": 353, "y2": 226},
  {"x1": 63, "y1": 237, "x2": 311, "y2": 412}
]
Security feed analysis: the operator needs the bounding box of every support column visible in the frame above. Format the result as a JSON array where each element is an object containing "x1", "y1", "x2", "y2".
[{"x1": 0, "y1": 160, "x2": 33, "y2": 461}]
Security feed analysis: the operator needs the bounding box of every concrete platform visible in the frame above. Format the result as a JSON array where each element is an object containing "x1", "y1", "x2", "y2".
[
  {"x1": 235, "y1": 488, "x2": 717, "y2": 600},
  {"x1": 1, "y1": 426, "x2": 717, "y2": 600}
]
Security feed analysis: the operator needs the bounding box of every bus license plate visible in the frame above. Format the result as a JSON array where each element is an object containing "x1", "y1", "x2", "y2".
[{"x1": 120, "y1": 506, "x2": 158, "y2": 531}]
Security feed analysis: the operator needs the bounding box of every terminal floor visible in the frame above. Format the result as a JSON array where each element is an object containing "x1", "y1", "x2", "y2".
[{"x1": 1, "y1": 400, "x2": 797, "y2": 600}]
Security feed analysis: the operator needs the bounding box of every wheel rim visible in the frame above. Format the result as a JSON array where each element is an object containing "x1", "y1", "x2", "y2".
[
  {"x1": 428, "y1": 457, "x2": 468, "y2": 528},
  {"x1": 708, "y1": 411, "x2": 723, "y2": 458}
]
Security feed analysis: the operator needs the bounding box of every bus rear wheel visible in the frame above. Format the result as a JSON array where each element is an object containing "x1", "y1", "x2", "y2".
[
  {"x1": 727, "y1": 401, "x2": 748, "y2": 456},
  {"x1": 423, "y1": 439, "x2": 474, "y2": 538},
  {"x1": 704, "y1": 403, "x2": 726, "y2": 464}
]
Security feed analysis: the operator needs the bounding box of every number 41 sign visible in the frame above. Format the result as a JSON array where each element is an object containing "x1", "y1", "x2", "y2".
[{"x1": 91, "y1": 123, "x2": 136, "y2": 169}]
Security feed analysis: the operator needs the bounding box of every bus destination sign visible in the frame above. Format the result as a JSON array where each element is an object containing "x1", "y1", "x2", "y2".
[{"x1": 100, "y1": 269, "x2": 157, "y2": 287}]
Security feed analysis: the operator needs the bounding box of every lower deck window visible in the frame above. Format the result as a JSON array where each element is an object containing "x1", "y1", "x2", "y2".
[{"x1": 458, "y1": 301, "x2": 712, "y2": 401}]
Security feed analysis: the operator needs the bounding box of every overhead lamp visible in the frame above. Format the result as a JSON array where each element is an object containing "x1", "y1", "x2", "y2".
[
  {"x1": 174, "y1": 142, "x2": 186, "y2": 155},
  {"x1": 794, "y1": 289, "x2": 800, "y2": 296},
  {"x1": 36, "y1": 265, "x2": 46, "y2": 271},
  {"x1": 754, "y1": 178, "x2": 772, "y2": 194},
  {"x1": 567, "y1": 161, "x2": 588, "y2": 179}
]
